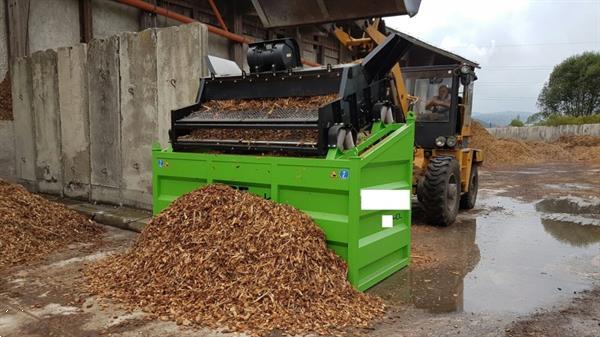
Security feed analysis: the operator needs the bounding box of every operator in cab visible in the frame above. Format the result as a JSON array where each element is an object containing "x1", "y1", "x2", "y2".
[{"x1": 423, "y1": 85, "x2": 451, "y2": 121}]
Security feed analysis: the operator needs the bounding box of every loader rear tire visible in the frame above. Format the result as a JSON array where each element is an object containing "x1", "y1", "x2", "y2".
[
  {"x1": 460, "y1": 164, "x2": 479, "y2": 210},
  {"x1": 419, "y1": 157, "x2": 460, "y2": 226}
]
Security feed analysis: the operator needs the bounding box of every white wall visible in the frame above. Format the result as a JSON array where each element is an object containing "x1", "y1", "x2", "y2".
[
  {"x1": 29, "y1": 0, "x2": 80, "y2": 53},
  {"x1": 487, "y1": 124, "x2": 600, "y2": 142}
]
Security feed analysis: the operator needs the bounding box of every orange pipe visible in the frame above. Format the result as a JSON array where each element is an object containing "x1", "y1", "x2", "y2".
[
  {"x1": 207, "y1": 0, "x2": 228, "y2": 32},
  {"x1": 115, "y1": 0, "x2": 318, "y2": 66},
  {"x1": 116, "y1": 0, "x2": 249, "y2": 43}
]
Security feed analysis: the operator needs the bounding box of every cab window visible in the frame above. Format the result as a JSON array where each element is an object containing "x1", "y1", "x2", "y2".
[{"x1": 404, "y1": 73, "x2": 453, "y2": 123}]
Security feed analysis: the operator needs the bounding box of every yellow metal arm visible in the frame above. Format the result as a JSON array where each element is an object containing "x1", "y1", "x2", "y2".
[
  {"x1": 363, "y1": 19, "x2": 410, "y2": 115},
  {"x1": 333, "y1": 20, "x2": 411, "y2": 116}
]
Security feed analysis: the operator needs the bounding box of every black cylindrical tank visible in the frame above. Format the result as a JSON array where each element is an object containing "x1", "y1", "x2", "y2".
[{"x1": 247, "y1": 38, "x2": 302, "y2": 73}]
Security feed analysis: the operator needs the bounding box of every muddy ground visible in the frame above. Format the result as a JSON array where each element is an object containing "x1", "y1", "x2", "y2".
[{"x1": 1, "y1": 163, "x2": 599, "y2": 337}]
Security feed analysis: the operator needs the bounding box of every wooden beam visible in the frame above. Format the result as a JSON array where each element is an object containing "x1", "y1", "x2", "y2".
[
  {"x1": 228, "y1": 1, "x2": 244, "y2": 67},
  {"x1": 79, "y1": 0, "x2": 93, "y2": 43}
]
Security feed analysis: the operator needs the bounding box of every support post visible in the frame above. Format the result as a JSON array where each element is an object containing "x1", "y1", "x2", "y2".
[
  {"x1": 228, "y1": 1, "x2": 244, "y2": 67},
  {"x1": 79, "y1": 0, "x2": 93, "y2": 43}
]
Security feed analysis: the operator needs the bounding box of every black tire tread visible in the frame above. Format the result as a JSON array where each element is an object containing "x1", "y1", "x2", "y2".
[{"x1": 420, "y1": 156, "x2": 460, "y2": 226}]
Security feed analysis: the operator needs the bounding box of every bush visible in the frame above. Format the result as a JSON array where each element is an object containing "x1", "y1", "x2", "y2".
[
  {"x1": 536, "y1": 114, "x2": 600, "y2": 126},
  {"x1": 509, "y1": 118, "x2": 524, "y2": 127}
]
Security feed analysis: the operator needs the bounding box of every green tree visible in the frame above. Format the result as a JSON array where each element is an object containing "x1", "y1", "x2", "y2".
[
  {"x1": 526, "y1": 112, "x2": 544, "y2": 124},
  {"x1": 509, "y1": 118, "x2": 524, "y2": 127},
  {"x1": 537, "y1": 51, "x2": 600, "y2": 117}
]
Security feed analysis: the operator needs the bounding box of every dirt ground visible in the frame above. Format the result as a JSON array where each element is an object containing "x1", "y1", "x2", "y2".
[{"x1": 1, "y1": 162, "x2": 599, "y2": 337}]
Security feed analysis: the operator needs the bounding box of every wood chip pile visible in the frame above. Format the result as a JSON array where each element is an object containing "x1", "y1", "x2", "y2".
[
  {"x1": 200, "y1": 94, "x2": 336, "y2": 114},
  {"x1": 180, "y1": 128, "x2": 319, "y2": 144},
  {"x1": 86, "y1": 184, "x2": 384, "y2": 336},
  {"x1": 470, "y1": 122, "x2": 600, "y2": 167},
  {"x1": 0, "y1": 76, "x2": 12, "y2": 120},
  {"x1": 0, "y1": 180, "x2": 102, "y2": 271}
]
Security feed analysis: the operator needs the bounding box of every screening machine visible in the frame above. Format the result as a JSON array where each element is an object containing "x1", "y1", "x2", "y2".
[{"x1": 153, "y1": 33, "x2": 416, "y2": 291}]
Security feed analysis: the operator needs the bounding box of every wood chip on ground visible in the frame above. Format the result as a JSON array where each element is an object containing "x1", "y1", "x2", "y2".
[
  {"x1": 0, "y1": 179, "x2": 103, "y2": 271},
  {"x1": 86, "y1": 184, "x2": 385, "y2": 336}
]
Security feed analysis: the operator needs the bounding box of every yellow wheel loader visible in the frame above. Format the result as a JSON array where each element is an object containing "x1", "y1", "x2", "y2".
[
  {"x1": 250, "y1": 0, "x2": 483, "y2": 226},
  {"x1": 333, "y1": 19, "x2": 483, "y2": 226}
]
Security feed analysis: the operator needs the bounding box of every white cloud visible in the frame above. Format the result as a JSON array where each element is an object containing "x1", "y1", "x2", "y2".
[{"x1": 383, "y1": 0, "x2": 600, "y2": 115}]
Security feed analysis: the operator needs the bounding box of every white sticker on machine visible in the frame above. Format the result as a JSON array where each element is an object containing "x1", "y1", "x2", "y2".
[
  {"x1": 381, "y1": 214, "x2": 394, "y2": 228},
  {"x1": 360, "y1": 189, "x2": 411, "y2": 210}
]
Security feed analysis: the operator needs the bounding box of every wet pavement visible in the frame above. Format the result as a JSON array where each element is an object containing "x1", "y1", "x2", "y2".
[
  {"x1": 369, "y1": 163, "x2": 600, "y2": 336},
  {"x1": 1, "y1": 162, "x2": 599, "y2": 337}
]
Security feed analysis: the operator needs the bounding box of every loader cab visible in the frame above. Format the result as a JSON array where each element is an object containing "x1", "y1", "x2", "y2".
[{"x1": 403, "y1": 65, "x2": 476, "y2": 149}]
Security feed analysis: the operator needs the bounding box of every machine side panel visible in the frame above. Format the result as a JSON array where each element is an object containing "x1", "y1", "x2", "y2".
[{"x1": 152, "y1": 119, "x2": 414, "y2": 291}]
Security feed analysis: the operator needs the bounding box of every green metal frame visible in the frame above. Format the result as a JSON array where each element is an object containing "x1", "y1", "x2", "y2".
[{"x1": 152, "y1": 113, "x2": 415, "y2": 291}]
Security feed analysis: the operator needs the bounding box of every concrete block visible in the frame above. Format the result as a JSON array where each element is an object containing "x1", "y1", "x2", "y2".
[
  {"x1": 118, "y1": 29, "x2": 158, "y2": 209},
  {"x1": 88, "y1": 36, "x2": 122, "y2": 205},
  {"x1": 93, "y1": 207, "x2": 150, "y2": 231},
  {"x1": 58, "y1": 44, "x2": 91, "y2": 199},
  {"x1": 10, "y1": 57, "x2": 37, "y2": 188},
  {"x1": 127, "y1": 218, "x2": 149, "y2": 232},
  {"x1": 156, "y1": 23, "x2": 208, "y2": 148},
  {"x1": 31, "y1": 49, "x2": 62, "y2": 194},
  {"x1": 0, "y1": 120, "x2": 15, "y2": 181}
]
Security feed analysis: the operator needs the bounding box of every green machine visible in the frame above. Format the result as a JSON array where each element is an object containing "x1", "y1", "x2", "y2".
[{"x1": 153, "y1": 34, "x2": 415, "y2": 291}]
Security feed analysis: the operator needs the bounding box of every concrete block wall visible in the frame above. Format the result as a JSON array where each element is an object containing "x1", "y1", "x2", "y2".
[
  {"x1": 487, "y1": 124, "x2": 600, "y2": 142},
  {"x1": 31, "y1": 50, "x2": 62, "y2": 194},
  {"x1": 156, "y1": 24, "x2": 207, "y2": 147},
  {"x1": 119, "y1": 29, "x2": 158, "y2": 208},
  {"x1": 88, "y1": 35, "x2": 122, "y2": 204},
  {"x1": 9, "y1": 22, "x2": 208, "y2": 209},
  {"x1": 11, "y1": 57, "x2": 36, "y2": 190},
  {"x1": 58, "y1": 44, "x2": 91, "y2": 199}
]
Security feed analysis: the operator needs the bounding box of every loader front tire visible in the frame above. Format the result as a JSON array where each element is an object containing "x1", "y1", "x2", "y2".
[{"x1": 419, "y1": 157, "x2": 461, "y2": 226}]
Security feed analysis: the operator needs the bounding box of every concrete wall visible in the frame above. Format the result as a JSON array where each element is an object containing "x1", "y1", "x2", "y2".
[
  {"x1": 31, "y1": 49, "x2": 62, "y2": 194},
  {"x1": 156, "y1": 23, "x2": 207, "y2": 147},
  {"x1": 92, "y1": 0, "x2": 140, "y2": 40},
  {"x1": 29, "y1": 0, "x2": 80, "y2": 53},
  {"x1": 11, "y1": 57, "x2": 36, "y2": 190},
  {"x1": 26, "y1": 0, "x2": 142, "y2": 54},
  {"x1": 88, "y1": 35, "x2": 122, "y2": 204},
  {"x1": 26, "y1": 0, "x2": 179, "y2": 55},
  {"x1": 487, "y1": 124, "x2": 600, "y2": 142},
  {"x1": 119, "y1": 29, "x2": 158, "y2": 208},
  {"x1": 10, "y1": 22, "x2": 208, "y2": 209},
  {"x1": 0, "y1": 120, "x2": 15, "y2": 181},
  {"x1": 58, "y1": 44, "x2": 91, "y2": 199},
  {"x1": 0, "y1": 0, "x2": 8, "y2": 79}
]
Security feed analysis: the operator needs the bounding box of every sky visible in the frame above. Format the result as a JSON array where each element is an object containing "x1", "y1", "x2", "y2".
[{"x1": 386, "y1": 0, "x2": 600, "y2": 115}]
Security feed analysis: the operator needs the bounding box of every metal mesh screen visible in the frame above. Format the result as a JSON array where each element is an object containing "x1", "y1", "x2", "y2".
[{"x1": 180, "y1": 108, "x2": 319, "y2": 121}]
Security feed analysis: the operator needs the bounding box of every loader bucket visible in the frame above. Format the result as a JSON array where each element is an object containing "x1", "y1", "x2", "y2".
[{"x1": 250, "y1": 0, "x2": 421, "y2": 28}]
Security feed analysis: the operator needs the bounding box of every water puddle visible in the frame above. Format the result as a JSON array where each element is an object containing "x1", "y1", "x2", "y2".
[
  {"x1": 544, "y1": 183, "x2": 595, "y2": 191},
  {"x1": 369, "y1": 195, "x2": 600, "y2": 315}
]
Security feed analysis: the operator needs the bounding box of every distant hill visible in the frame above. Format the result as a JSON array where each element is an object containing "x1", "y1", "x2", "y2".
[{"x1": 472, "y1": 111, "x2": 535, "y2": 127}]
